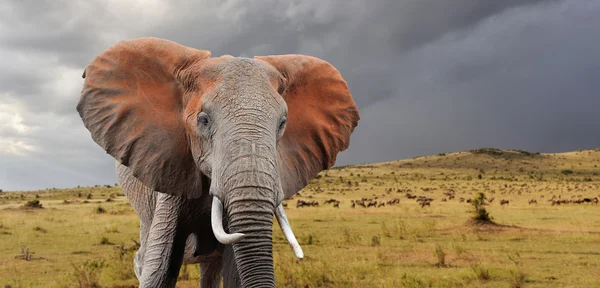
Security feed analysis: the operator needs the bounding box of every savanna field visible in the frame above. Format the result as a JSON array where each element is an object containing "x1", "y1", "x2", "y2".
[{"x1": 1, "y1": 148, "x2": 599, "y2": 288}]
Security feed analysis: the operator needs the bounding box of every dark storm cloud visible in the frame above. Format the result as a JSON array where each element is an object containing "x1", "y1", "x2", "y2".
[
  {"x1": 132, "y1": 0, "x2": 556, "y2": 108},
  {"x1": 385, "y1": 0, "x2": 559, "y2": 54},
  {"x1": 0, "y1": 0, "x2": 597, "y2": 191},
  {"x1": 336, "y1": 0, "x2": 600, "y2": 165}
]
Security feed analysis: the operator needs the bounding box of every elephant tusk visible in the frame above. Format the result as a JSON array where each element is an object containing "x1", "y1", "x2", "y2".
[
  {"x1": 211, "y1": 197, "x2": 245, "y2": 244},
  {"x1": 275, "y1": 204, "x2": 304, "y2": 259}
]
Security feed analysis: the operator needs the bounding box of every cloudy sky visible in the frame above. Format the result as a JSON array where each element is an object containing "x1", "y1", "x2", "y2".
[{"x1": 1, "y1": 0, "x2": 599, "y2": 191}]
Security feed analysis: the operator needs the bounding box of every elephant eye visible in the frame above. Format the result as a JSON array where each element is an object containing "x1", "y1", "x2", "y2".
[
  {"x1": 278, "y1": 117, "x2": 287, "y2": 132},
  {"x1": 277, "y1": 83, "x2": 286, "y2": 95},
  {"x1": 198, "y1": 112, "x2": 210, "y2": 127}
]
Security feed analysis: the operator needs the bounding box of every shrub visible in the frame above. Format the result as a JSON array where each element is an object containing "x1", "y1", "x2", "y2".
[
  {"x1": 343, "y1": 229, "x2": 361, "y2": 244},
  {"x1": 400, "y1": 273, "x2": 432, "y2": 288},
  {"x1": 99, "y1": 236, "x2": 112, "y2": 245},
  {"x1": 71, "y1": 259, "x2": 106, "y2": 288},
  {"x1": 561, "y1": 169, "x2": 574, "y2": 175},
  {"x1": 508, "y1": 252, "x2": 527, "y2": 288},
  {"x1": 371, "y1": 236, "x2": 381, "y2": 246},
  {"x1": 33, "y1": 226, "x2": 47, "y2": 233},
  {"x1": 453, "y1": 244, "x2": 467, "y2": 259},
  {"x1": 471, "y1": 264, "x2": 491, "y2": 281},
  {"x1": 23, "y1": 199, "x2": 43, "y2": 209},
  {"x1": 104, "y1": 244, "x2": 137, "y2": 281},
  {"x1": 433, "y1": 244, "x2": 446, "y2": 267},
  {"x1": 510, "y1": 270, "x2": 526, "y2": 288},
  {"x1": 470, "y1": 192, "x2": 492, "y2": 224}
]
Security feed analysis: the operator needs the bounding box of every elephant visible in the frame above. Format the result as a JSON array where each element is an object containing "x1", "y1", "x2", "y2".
[{"x1": 76, "y1": 37, "x2": 359, "y2": 287}]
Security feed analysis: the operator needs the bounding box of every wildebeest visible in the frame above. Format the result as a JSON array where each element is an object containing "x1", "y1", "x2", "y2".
[
  {"x1": 297, "y1": 199, "x2": 319, "y2": 208},
  {"x1": 386, "y1": 198, "x2": 400, "y2": 205},
  {"x1": 323, "y1": 198, "x2": 338, "y2": 204}
]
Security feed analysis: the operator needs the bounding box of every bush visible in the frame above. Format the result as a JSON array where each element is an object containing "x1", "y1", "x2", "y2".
[
  {"x1": 104, "y1": 244, "x2": 137, "y2": 281},
  {"x1": 23, "y1": 199, "x2": 43, "y2": 209},
  {"x1": 400, "y1": 273, "x2": 432, "y2": 288},
  {"x1": 371, "y1": 236, "x2": 381, "y2": 246},
  {"x1": 71, "y1": 259, "x2": 106, "y2": 288},
  {"x1": 561, "y1": 169, "x2": 574, "y2": 175},
  {"x1": 471, "y1": 264, "x2": 491, "y2": 281},
  {"x1": 470, "y1": 192, "x2": 492, "y2": 224},
  {"x1": 508, "y1": 252, "x2": 527, "y2": 288},
  {"x1": 99, "y1": 236, "x2": 112, "y2": 245},
  {"x1": 433, "y1": 244, "x2": 446, "y2": 267},
  {"x1": 33, "y1": 226, "x2": 47, "y2": 233}
]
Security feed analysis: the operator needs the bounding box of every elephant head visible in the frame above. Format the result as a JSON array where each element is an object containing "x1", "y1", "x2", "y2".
[{"x1": 77, "y1": 37, "x2": 359, "y2": 287}]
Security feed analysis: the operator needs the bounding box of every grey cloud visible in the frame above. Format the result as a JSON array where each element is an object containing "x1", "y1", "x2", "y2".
[
  {"x1": 385, "y1": 0, "x2": 558, "y2": 54},
  {"x1": 0, "y1": 1, "x2": 112, "y2": 66},
  {"x1": 0, "y1": 0, "x2": 598, "y2": 191},
  {"x1": 143, "y1": 0, "x2": 554, "y2": 108},
  {"x1": 336, "y1": 0, "x2": 600, "y2": 165}
]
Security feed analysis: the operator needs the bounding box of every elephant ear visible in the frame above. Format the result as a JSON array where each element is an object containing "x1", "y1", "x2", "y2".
[
  {"x1": 255, "y1": 55, "x2": 360, "y2": 199},
  {"x1": 77, "y1": 37, "x2": 211, "y2": 198}
]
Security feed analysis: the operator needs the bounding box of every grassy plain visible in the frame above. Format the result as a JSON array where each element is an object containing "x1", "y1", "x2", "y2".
[{"x1": 1, "y1": 148, "x2": 599, "y2": 287}]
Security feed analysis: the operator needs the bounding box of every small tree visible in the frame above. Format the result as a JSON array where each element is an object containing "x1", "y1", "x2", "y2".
[{"x1": 471, "y1": 192, "x2": 492, "y2": 223}]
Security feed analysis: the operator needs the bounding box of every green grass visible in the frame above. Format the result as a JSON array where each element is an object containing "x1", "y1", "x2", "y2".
[{"x1": 1, "y1": 148, "x2": 600, "y2": 287}]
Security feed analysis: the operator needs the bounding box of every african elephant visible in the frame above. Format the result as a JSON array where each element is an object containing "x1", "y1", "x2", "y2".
[{"x1": 76, "y1": 37, "x2": 359, "y2": 287}]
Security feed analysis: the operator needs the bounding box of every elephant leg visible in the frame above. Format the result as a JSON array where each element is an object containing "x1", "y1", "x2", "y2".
[
  {"x1": 222, "y1": 244, "x2": 241, "y2": 288},
  {"x1": 199, "y1": 251, "x2": 223, "y2": 288},
  {"x1": 116, "y1": 162, "x2": 157, "y2": 280},
  {"x1": 139, "y1": 192, "x2": 188, "y2": 288},
  {"x1": 134, "y1": 218, "x2": 150, "y2": 280}
]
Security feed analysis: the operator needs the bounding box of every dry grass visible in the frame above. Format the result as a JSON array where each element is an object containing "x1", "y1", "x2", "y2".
[{"x1": 1, "y1": 148, "x2": 600, "y2": 287}]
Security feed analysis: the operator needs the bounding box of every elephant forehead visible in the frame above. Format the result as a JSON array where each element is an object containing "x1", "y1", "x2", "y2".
[
  {"x1": 200, "y1": 57, "x2": 272, "y2": 82},
  {"x1": 200, "y1": 57, "x2": 284, "y2": 114}
]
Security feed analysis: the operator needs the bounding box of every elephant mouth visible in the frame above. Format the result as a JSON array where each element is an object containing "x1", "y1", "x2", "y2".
[{"x1": 210, "y1": 196, "x2": 304, "y2": 259}]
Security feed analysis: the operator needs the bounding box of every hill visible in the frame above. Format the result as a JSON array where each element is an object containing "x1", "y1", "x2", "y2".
[{"x1": 1, "y1": 148, "x2": 599, "y2": 287}]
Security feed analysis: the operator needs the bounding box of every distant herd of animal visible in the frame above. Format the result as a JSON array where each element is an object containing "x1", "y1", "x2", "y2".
[{"x1": 286, "y1": 189, "x2": 599, "y2": 209}]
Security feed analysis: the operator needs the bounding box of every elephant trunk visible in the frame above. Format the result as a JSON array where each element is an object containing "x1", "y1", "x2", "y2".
[
  {"x1": 209, "y1": 141, "x2": 279, "y2": 287},
  {"x1": 226, "y1": 195, "x2": 276, "y2": 287},
  {"x1": 209, "y1": 125, "x2": 303, "y2": 286}
]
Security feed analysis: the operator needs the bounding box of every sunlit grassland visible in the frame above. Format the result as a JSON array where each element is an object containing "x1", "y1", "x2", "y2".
[{"x1": 1, "y1": 148, "x2": 599, "y2": 287}]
